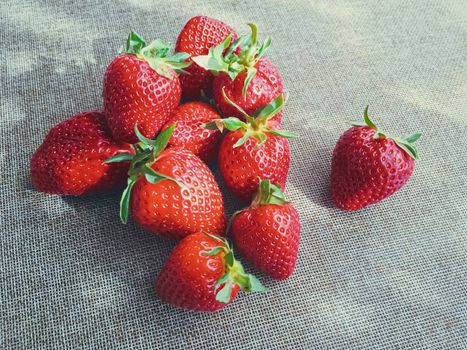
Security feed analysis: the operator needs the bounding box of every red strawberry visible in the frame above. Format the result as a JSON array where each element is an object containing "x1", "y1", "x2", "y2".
[
  {"x1": 103, "y1": 32, "x2": 190, "y2": 143},
  {"x1": 206, "y1": 92, "x2": 295, "y2": 201},
  {"x1": 156, "y1": 231, "x2": 266, "y2": 312},
  {"x1": 193, "y1": 24, "x2": 283, "y2": 120},
  {"x1": 160, "y1": 102, "x2": 223, "y2": 162},
  {"x1": 105, "y1": 125, "x2": 226, "y2": 239},
  {"x1": 231, "y1": 179, "x2": 301, "y2": 280},
  {"x1": 331, "y1": 106, "x2": 421, "y2": 211},
  {"x1": 175, "y1": 16, "x2": 237, "y2": 100},
  {"x1": 30, "y1": 111, "x2": 132, "y2": 195}
]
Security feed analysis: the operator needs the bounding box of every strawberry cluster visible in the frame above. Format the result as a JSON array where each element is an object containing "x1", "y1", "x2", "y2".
[{"x1": 30, "y1": 16, "x2": 421, "y2": 312}]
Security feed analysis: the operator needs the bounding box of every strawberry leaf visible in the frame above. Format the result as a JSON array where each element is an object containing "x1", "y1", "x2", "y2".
[
  {"x1": 267, "y1": 129, "x2": 297, "y2": 138},
  {"x1": 224, "y1": 251, "x2": 235, "y2": 267},
  {"x1": 214, "y1": 273, "x2": 231, "y2": 291},
  {"x1": 249, "y1": 22, "x2": 258, "y2": 44},
  {"x1": 252, "y1": 178, "x2": 289, "y2": 206},
  {"x1": 215, "y1": 280, "x2": 233, "y2": 304},
  {"x1": 225, "y1": 36, "x2": 244, "y2": 58},
  {"x1": 124, "y1": 31, "x2": 146, "y2": 55},
  {"x1": 170, "y1": 52, "x2": 190, "y2": 62},
  {"x1": 253, "y1": 94, "x2": 283, "y2": 119},
  {"x1": 221, "y1": 117, "x2": 247, "y2": 131},
  {"x1": 130, "y1": 148, "x2": 152, "y2": 166},
  {"x1": 120, "y1": 178, "x2": 136, "y2": 224},
  {"x1": 134, "y1": 124, "x2": 155, "y2": 146},
  {"x1": 163, "y1": 52, "x2": 192, "y2": 73},
  {"x1": 191, "y1": 23, "x2": 271, "y2": 84},
  {"x1": 233, "y1": 130, "x2": 252, "y2": 148},
  {"x1": 222, "y1": 88, "x2": 251, "y2": 120},
  {"x1": 393, "y1": 137, "x2": 419, "y2": 160},
  {"x1": 152, "y1": 63, "x2": 173, "y2": 79},
  {"x1": 192, "y1": 34, "x2": 231, "y2": 73},
  {"x1": 254, "y1": 132, "x2": 267, "y2": 149},
  {"x1": 200, "y1": 231, "x2": 268, "y2": 303},
  {"x1": 256, "y1": 36, "x2": 271, "y2": 60},
  {"x1": 143, "y1": 166, "x2": 181, "y2": 186},
  {"x1": 242, "y1": 66, "x2": 257, "y2": 98},
  {"x1": 202, "y1": 246, "x2": 224, "y2": 256},
  {"x1": 122, "y1": 34, "x2": 191, "y2": 79},
  {"x1": 363, "y1": 105, "x2": 377, "y2": 129},
  {"x1": 350, "y1": 106, "x2": 421, "y2": 160},
  {"x1": 140, "y1": 38, "x2": 170, "y2": 58},
  {"x1": 247, "y1": 274, "x2": 268, "y2": 292},
  {"x1": 404, "y1": 132, "x2": 422, "y2": 143},
  {"x1": 191, "y1": 55, "x2": 210, "y2": 70},
  {"x1": 153, "y1": 124, "x2": 176, "y2": 155},
  {"x1": 201, "y1": 231, "x2": 227, "y2": 244},
  {"x1": 203, "y1": 120, "x2": 223, "y2": 131},
  {"x1": 103, "y1": 153, "x2": 134, "y2": 163}
]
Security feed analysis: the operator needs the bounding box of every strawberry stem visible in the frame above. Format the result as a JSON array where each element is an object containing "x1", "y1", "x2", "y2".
[
  {"x1": 103, "y1": 124, "x2": 182, "y2": 224},
  {"x1": 201, "y1": 232, "x2": 267, "y2": 303},
  {"x1": 351, "y1": 106, "x2": 421, "y2": 160},
  {"x1": 119, "y1": 31, "x2": 191, "y2": 79},
  {"x1": 206, "y1": 91, "x2": 296, "y2": 148},
  {"x1": 251, "y1": 178, "x2": 289, "y2": 207},
  {"x1": 225, "y1": 178, "x2": 288, "y2": 236},
  {"x1": 191, "y1": 23, "x2": 271, "y2": 97}
]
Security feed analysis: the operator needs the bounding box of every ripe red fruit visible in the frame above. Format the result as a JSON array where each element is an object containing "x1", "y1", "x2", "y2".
[
  {"x1": 160, "y1": 102, "x2": 223, "y2": 162},
  {"x1": 30, "y1": 111, "x2": 132, "y2": 195},
  {"x1": 331, "y1": 106, "x2": 421, "y2": 211},
  {"x1": 105, "y1": 125, "x2": 226, "y2": 239},
  {"x1": 103, "y1": 32, "x2": 191, "y2": 143},
  {"x1": 156, "y1": 231, "x2": 266, "y2": 312},
  {"x1": 193, "y1": 24, "x2": 283, "y2": 120},
  {"x1": 175, "y1": 16, "x2": 238, "y2": 100},
  {"x1": 207, "y1": 92, "x2": 295, "y2": 201},
  {"x1": 231, "y1": 179, "x2": 301, "y2": 280}
]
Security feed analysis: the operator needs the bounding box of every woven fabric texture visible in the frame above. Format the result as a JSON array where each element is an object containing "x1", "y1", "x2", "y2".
[{"x1": 1, "y1": 0, "x2": 466, "y2": 349}]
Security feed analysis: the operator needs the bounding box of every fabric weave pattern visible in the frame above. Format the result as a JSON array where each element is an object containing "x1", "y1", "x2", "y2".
[{"x1": 0, "y1": 0, "x2": 466, "y2": 348}]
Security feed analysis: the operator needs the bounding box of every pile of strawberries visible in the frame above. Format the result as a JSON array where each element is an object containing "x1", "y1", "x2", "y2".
[{"x1": 30, "y1": 16, "x2": 421, "y2": 312}]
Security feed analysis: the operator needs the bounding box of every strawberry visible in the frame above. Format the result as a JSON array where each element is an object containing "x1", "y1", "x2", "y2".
[
  {"x1": 156, "y1": 231, "x2": 266, "y2": 312},
  {"x1": 30, "y1": 111, "x2": 133, "y2": 195},
  {"x1": 103, "y1": 32, "x2": 191, "y2": 144},
  {"x1": 105, "y1": 124, "x2": 226, "y2": 239},
  {"x1": 331, "y1": 106, "x2": 421, "y2": 211},
  {"x1": 193, "y1": 23, "x2": 283, "y2": 120},
  {"x1": 175, "y1": 16, "x2": 237, "y2": 100},
  {"x1": 160, "y1": 102, "x2": 223, "y2": 163},
  {"x1": 231, "y1": 179, "x2": 301, "y2": 280},
  {"x1": 206, "y1": 92, "x2": 295, "y2": 201}
]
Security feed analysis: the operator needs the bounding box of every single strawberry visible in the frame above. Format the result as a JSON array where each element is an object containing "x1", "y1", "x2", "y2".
[
  {"x1": 156, "y1": 231, "x2": 266, "y2": 312},
  {"x1": 175, "y1": 16, "x2": 238, "y2": 100},
  {"x1": 30, "y1": 111, "x2": 133, "y2": 195},
  {"x1": 103, "y1": 31, "x2": 191, "y2": 143},
  {"x1": 160, "y1": 102, "x2": 223, "y2": 163},
  {"x1": 193, "y1": 23, "x2": 283, "y2": 120},
  {"x1": 331, "y1": 106, "x2": 421, "y2": 211},
  {"x1": 105, "y1": 124, "x2": 226, "y2": 239},
  {"x1": 231, "y1": 179, "x2": 301, "y2": 280},
  {"x1": 206, "y1": 91, "x2": 295, "y2": 201}
]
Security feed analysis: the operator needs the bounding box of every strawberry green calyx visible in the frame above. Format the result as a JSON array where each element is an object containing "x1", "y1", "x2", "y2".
[
  {"x1": 204, "y1": 90, "x2": 296, "y2": 148},
  {"x1": 251, "y1": 178, "x2": 289, "y2": 207},
  {"x1": 192, "y1": 23, "x2": 271, "y2": 97},
  {"x1": 104, "y1": 124, "x2": 181, "y2": 223},
  {"x1": 120, "y1": 31, "x2": 191, "y2": 79},
  {"x1": 201, "y1": 232, "x2": 267, "y2": 303},
  {"x1": 351, "y1": 106, "x2": 422, "y2": 160},
  {"x1": 225, "y1": 178, "x2": 288, "y2": 236}
]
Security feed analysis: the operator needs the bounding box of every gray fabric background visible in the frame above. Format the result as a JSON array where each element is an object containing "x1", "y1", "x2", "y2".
[{"x1": 1, "y1": 0, "x2": 466, "y2": 349}]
